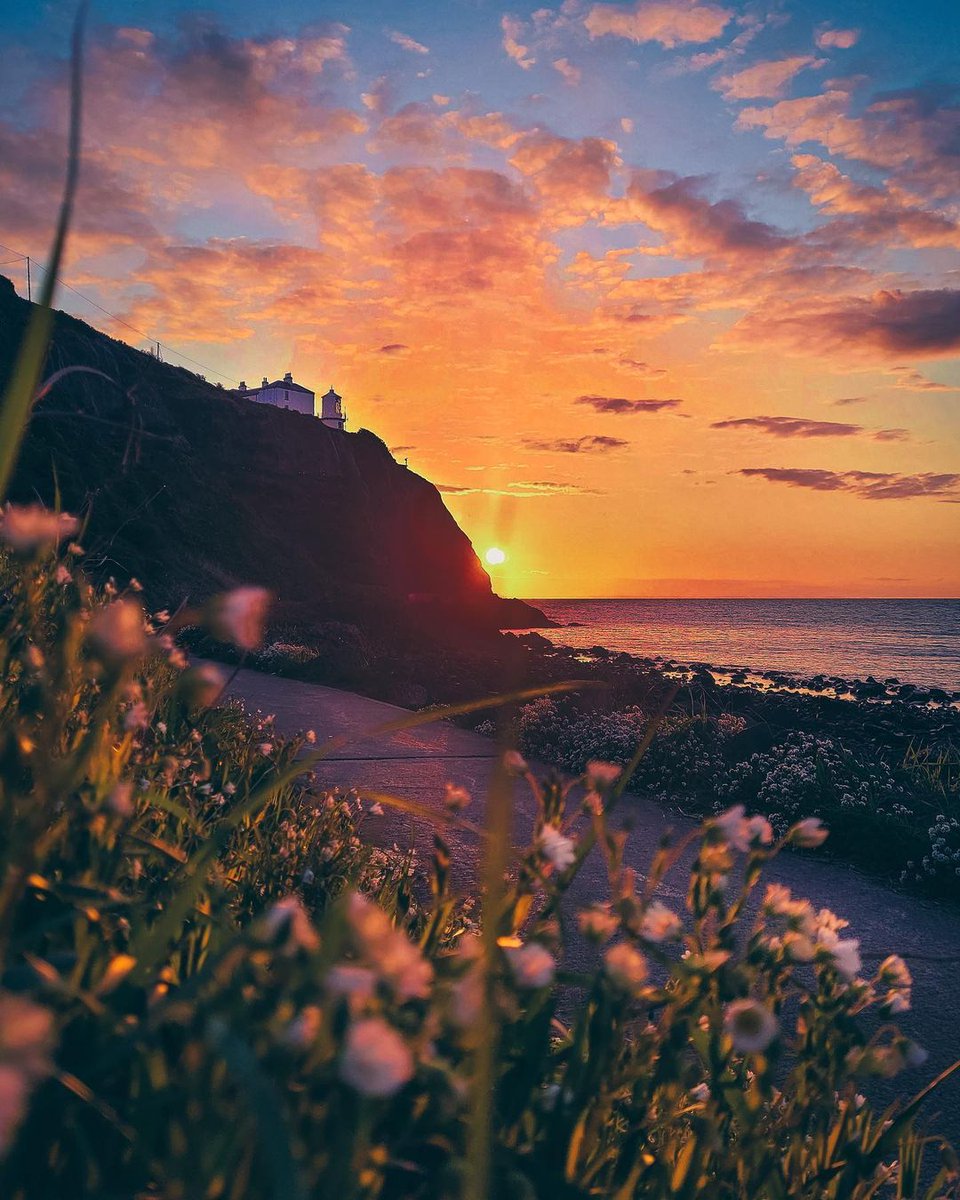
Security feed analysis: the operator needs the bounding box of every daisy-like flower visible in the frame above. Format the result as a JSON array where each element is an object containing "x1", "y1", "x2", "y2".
[
  {"x1": 0, "y1": 992, "x2": 56, "y2": 1153},
  {"x1": 87, "y1": 599, "x2": 148, "y2": 666},
  {"x1": 603, "y1": 943, "x2": 648, "y2": 994},
  {"x1": 177, "y1": 663, "x2": 225, "y2": 710},
  {"x1": 504, "y1": 942, "x2": 555, "y2": 989},
  {"x1": 0, "y1": 504, "x2": 78, "y2": 554},
  {"x1": 444, "y1": 782, "x2": 472, "y2": 810},
  {"x1": 577, "y1": 904, "x2": 619, "y2": 943},
  {"x1": 339, "y1": 1018, "x2": 414, "y2": 1098},
  {"x1": 639, "y1": 900, "x2": 682, "y2": 943},
  {"x1": 503, "y1": 750, "x2": 528, "y2": 775},
  {"x1": 816, "y1": 926, "x2": 862, "y2": 982},
  {"x1": 260, "y1": 896, "x2": 320, "y2": 953},
  {"x1": 723, "y1": 998, "x2": 779, "y2": 1054},
  {"x1": 586, "y1": 761, "x2": 621, "y2": 790},
  {"x1": 206, "y1": 587, "x2": 272, "y2": 651},
  {"x1": 538, "y1": 823, "x2": 576, "y2": 871},
  {"x1": 791, "y1": 817, "x2": 829, "y2": 848}
]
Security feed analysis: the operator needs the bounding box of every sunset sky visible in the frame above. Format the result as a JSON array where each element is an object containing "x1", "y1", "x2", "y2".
[{"x1": 2, "y1": 0, "x2": 959, "y2": 598}]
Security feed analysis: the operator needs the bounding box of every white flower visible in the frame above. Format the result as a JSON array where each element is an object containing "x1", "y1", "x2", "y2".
[
  {"x1": 87, "y1": 599, "x2": 148, "y2": 665},
  {"x1": 586, "y1": 761, "x2": 621, "y2": 789},
  {"x1": 345, "y1": 893, "x2": 432, "y2": 1000},
  {"x1": 816, "y1": 927, "x2": 862, "y2": 982},
  {"x1": 791, "y1": 817, "x2": 829, "y2": 848},
  {"x1": 123, "y1": 701, "x2": 149, "y2": 731},
  {"x1": 339, "y1": 1018, "x2": 414, "y2": 1098},
  {"x1": 0, "y1": 504, "x2": 78, "y2": 554},
  {"x1": 260, "y1": 896, "x2": 319, "y2": 953},
  {"x1": 285, "y1": 1005, "x2": 322, "y2": 1049},
  {"x1": 577, "y1": 905, "x2": 619, "y2": 943},
  {"x1": 878, "y1": 955, "x2": 912, "y2": 990},
  {"x1": 178, "y1": 663, "x2": 225, "y2": 710},
  {"x1": 505, "y1": 942, "x2": 555, "y2": 989},
  {"x1": 639, "y1": 901, "x2": 682, "y2": 943},
  {"x1": 503, "y1": 750, "x2": 528, "y2": 775},
  {"x1": 538, "y1": 823, "x2": 576, "y2": 871},
  {"x1": 206, "y1": 587, "x2": 272, "y2": 651},
  {"x1": 107, "y1": 782, "x2": 134, "y2": 818},
  {"x1": 714, "y1": 804, "x2": 750, "y2": 850},
  {"x1": 746, "y1": 814, "x2": 774, "y2": 847},
  {"x1": 723, "y1": 999, "x2": 779, "y2": 1053},
  {"x1": 885, "y1": 990, "x2": 911, "y2": 1014},
  {"x1": 325, "y1": 965, "x2": 377, "y2": 1007},
  {"x1": 603, "y1": 943, "x2": 648, "y2": 994},
  {"x1": 0, "y1": 993, "x2": 56, "y2": 1152},
  {"x1": 690, "y1": 1082, "x2": 711, "y2": 1103},
  {"x1": 444, "y1": 782, "x2": 472, "y2": 810}
]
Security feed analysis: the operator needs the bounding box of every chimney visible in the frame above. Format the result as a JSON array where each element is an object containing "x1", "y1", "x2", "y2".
[
  {"x1": 261, "y1": 377, "x2": 268, "y2": 388},
  {"x1": 238, "y1": 380, "x2": 246, "y2": 392},
  {"x1": 283, "y1": 371, "x2": 293, "y2": 385}
]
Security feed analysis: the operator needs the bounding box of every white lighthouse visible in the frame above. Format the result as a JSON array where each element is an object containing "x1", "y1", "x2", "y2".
[{"x1": 320, "y1": 386, "x2": 347, "y2": 431}]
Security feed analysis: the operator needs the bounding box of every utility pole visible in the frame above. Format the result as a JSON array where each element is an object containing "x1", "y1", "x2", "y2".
[{"x1": 26, "y1": 257, "x2": 31, "y2": 303}]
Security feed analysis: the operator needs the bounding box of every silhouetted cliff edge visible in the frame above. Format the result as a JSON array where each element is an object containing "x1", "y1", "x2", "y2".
[{"x1": 0, "y1": 276, "x2": 549, "y2": 633}]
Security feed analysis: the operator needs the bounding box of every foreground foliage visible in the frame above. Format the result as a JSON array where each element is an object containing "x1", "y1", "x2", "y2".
[{"x1": 0, "y1": 536, "x2": 957, "y2": 1199}]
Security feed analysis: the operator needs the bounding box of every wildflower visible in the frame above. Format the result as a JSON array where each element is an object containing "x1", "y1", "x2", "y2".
[
  {"x1": 449, "y1": 970, "x2": 484, "y2": 1028},
  {"x1": 206, "y1": 587, "x2": 272, "y2": 651},
  {"x1": 503, "y1": 750, "x2": 528, "y2": 775},
  {"x1": 444, "y1": 782, "x2": 472, "y2": 810},
  {"x1": 259, "y1": 896, "x2": 320, "y2": 953},
  {"x1": 258, "y1": 742, "x2": 274, "y2": 756},
  {"x1": 746, "y1": 814, "x2": 774, "y2": 847},
  {"x1": 577, "y1": 904, "x2": 619, "y2": 943},
  {"x1": 107, "y1": 782, "x2": 134, "y2": 819},
  {"x1": 586, "y1": 761, "x2": 621, "y2": 790},
  {"x1": 604, "y1": 943, "x2": 648, "y2": 994},
  {"x1": 346, "y1": 893, "x2": 433, "y2": 1000},
  {"x1": 504, "y1": 942, "x2": 555, "y2": 989},
  {"x1": 690, "y1": 1082, "x2": 711, "y2": 1103},
  {"x1": 885, "y1": 990, "x2": 911, "y2": 1014},
  {"x1": 123, "y1": 701, "x2": 149, "y2": 732},
  {"x1": 904, "y1": 1041, "x2": 928, "y2": 1068},
  {"x1": 723, "y1": 999, "x2": 779, "y2": 1054},
  {"x1": 791, "y1": 817, "x2": 829, "y2": 848},
  {"x1": 286, "y1": 1006, "x2": 322, "y2": 1049},
  {"x1": 713, "y1": 804, "x2": 750, "y2": 850},
  {"x1": 87, "y1": 599, "x2": 148, "y2": 666},
  {"x1": 301, "y1": 868, "x2": 315, "y2": 885},
  {"x1": 0, "y1": 504, "x2": 78, "y2": 554},
  {"x1": 339, "y1": 1017, "x2": 414, "y2": 1098},
  {"x1": 55, "y1": 564, "x2": 72, "y2": 584},
  {"x1": 782, "y1": 931, "x2": 816, "y2": 962},
  {"x1": 816, "y1": 927, "x2": 862, "y2": 982},
  {"x1": 368, "y1": 802, "x2": 385, "y2": 816},
  {"x1": 325, "y1": 965, "x2": 377, "y2": 1007},
  {"x1": 177, "y1": 663, "x2": 225, "y2": 710},
  {"x1": 0, "y1": 992, "x2": 56, "y2": 1152},
  {"x1": 305, "y1": 729, "x2": 317, "y2": 744},
  {"x1": 639, "y1": 901, "x2": 682, "y2": 943},
  {"x1": 538, "y1": 823, "x2": 576, "y2": 871},
  {"x1": 878, "y1": 955, "x2": 912, "y2": 990}
]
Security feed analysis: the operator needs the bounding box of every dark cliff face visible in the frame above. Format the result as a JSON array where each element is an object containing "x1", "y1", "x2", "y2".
[{"x1": 0, "y1": 276, "x2": 548, "y2": 632}]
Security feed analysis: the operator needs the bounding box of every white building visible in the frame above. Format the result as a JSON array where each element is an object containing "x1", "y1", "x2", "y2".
[
  {"x1": 236, "y1": 374, "x2": 348, "y2": 430},
  {"x1": 237, "y1": 373, "x2": 314, "y2": 416}
]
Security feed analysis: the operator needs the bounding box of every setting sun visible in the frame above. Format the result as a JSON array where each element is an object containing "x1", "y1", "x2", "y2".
[{"x1": 485, "y1": 547, "x2": 507, "y2": 566}]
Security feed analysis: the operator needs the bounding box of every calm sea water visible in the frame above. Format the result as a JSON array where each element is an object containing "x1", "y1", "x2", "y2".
[{"x1": 530, "y1": 599, "x2": 960, "y2": 691}]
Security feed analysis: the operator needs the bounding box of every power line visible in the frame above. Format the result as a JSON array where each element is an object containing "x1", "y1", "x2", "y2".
[{"x1": 0, "y1": 240, "x2": 241, "y2": 386}]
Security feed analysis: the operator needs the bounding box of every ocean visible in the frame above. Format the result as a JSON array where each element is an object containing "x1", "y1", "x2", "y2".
[{"x1": 530, "y1": 598, "x2": 960, "y2": 691}]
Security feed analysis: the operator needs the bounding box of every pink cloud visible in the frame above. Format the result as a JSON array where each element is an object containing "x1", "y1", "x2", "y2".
[
  {"x1": 501, "y1": 15, "x2": 535, "y2": 68},
  {"x1": 585, "y1": 0, "x2": 733, "y2": 48},
  {"x1": 739, "y1": 468, "x2": 960, "y2": 500},
  {"x1": 815, "y1": 28, "x2": 860, "y2": 50},
  {"x1": 717, "y1": 55, "x2": 824, "y2": 101},
  {"x1": 553, "y1": 57, "x2": 582, "y2": 85},
  {"x1": 387, "y1": 30, "x2": 429, "y2": 55}
]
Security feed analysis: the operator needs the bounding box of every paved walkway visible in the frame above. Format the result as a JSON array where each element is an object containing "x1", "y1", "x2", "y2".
[{"x1": 225, "y1": 665, "x2": 960, "y2": 1139}]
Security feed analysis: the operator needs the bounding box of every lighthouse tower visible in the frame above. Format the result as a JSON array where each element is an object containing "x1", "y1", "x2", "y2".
[{"x1": 320, "y1": 386, "x2": 346, "y2": 431}]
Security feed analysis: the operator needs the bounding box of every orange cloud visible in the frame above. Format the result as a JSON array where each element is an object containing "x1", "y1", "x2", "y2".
[
  {"x1": 585, "y1": 0, "x2": 733, "y2": 47},
  {"x1": 716, "y1": 55, "x2": 824, "y2": 100}
]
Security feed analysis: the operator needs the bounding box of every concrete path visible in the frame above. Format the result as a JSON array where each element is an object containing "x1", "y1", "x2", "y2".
[{"x1": 225, "y1": 665, "x2": 960, "y2": 1140}]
